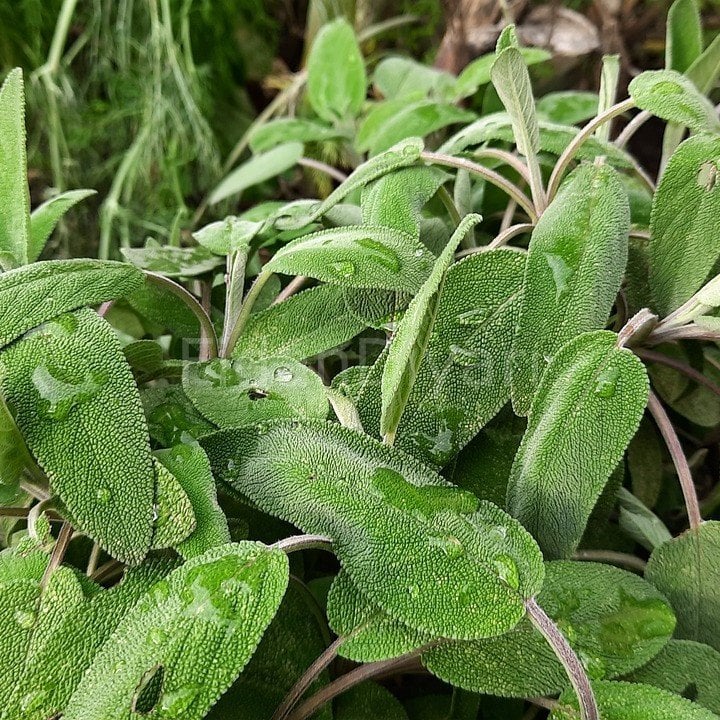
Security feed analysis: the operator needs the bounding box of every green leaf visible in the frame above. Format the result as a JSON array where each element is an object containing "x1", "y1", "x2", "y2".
[
  {"x1": 64, "y1": 542, "x2": 289, "y2": 720},
  {"x1": 666, "y1": 0, "x2": 702, "y2": 73},
  {"x1": 627, "y1": 417, "x2": 665, "y2": 507},
  {"x1": 423, "y1": 560, "x2": 676, "y2": 697},
  {"x1": 617, "y1": 487, "x2": 672, "y2": 551},
  {"x1": 686, "y1": 32, "x2": 720, "y2": 94},
  {"x1": 274, "y1": 138, "x2": 424, "y2": 231},
  {"x1": 183, "y1": 356, "x2": 329, "y2": 427},
  {"x1": 150, "y1": 457, "x2": 196, "y2": 549},
  {"x1": 550, "y1": 680, "x2": 719, "y2": 719},
  {"x1": 307, "y1": 18, "x2": 366, "y2": 121},
  {"x1": 649, "y1": 134, "x2": 720, "y2": 315},
  {"x1": 141, "y1": 384, "x2": 215, "y2": 448},
  {"x1": 121, "y1": 244, "x2": 225, "y2": 278},
  {"x1": 334, "y1": 683, "x2": 409, "y2": 720},
  {"x1": 0, "y1": 384, "x2": 39, "y2": 490},
  {"x1": 249, "y1": 118, "x2": 344, "y2": 153},
  {"x1": 373, "y1": 57, "x2": 455, "y2": 101},
  {"x1": 0, "y1": 309, "x2": 156, "y2": 564},
  {"x1": 0, "y1": 68, "x2": 29, "y2": 269},
  {"x1": 356, "y1": 99, "x2": 475, "y2": 155},
  {"x1": 537, "y1": 91, "x2": 599, "y2": 125},
  {"x1": 381, "y1": 215, "x2": 481, "y2": 440},
  {"x1": 265, "y1": 225, "x2": 434, "y2": 291},
  {"x1": 507, "y1": 331, "x2": 649, "y2": 558},
  {"x1": 0, "y1": 259, "x2": 144, "y2": 349},
  {"x1": 628, "y1": 70, "x2": 720, "y2": 134},
  {"x1": 209, "y1": 142, "x2": 303, "y2": 205},
  {"x1": 202, "y1": 420, "x2": 544, "y2": 640},
  {"x1": 192, "y1": 216, "x2": 261, "y2": 255},
  {"x1": 155, "y1": 444, "x2": 230, "y2": 559},
  {"x1": 645, "y1": 521, "x2": 720, "y2": 652},
  {"x1": 28, "y1": 189, "x2": 96, "y2": 262},
  {"x1": 127, "y1": 280, "x2": 200, "y2": 340},
  {"x1": 511, "y1": 164, "x2": 630, "y2": 415},
  {"x1": 626, "y1": 639, "x2": 720, "y2": 714}
]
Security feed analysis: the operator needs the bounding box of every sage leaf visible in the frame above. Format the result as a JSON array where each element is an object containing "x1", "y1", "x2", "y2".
[
  {"x1": 645, "y1": 521, "x2": 720, "y2": 651},
  {"x1": 666, "y1": 0, "x2": 702, "y2": 73},
  {"x1": 183, "y1": 356, "x2": 329, "y2": 427},
  {"x1": 649, "y1": 134, "x2": 720, "y2": 315},
  {"x1": 537, "y1": 91, "x2": 599, "y2": 125},
  {"x1": 0, "y1": 309, "x2": 156, "y2": 564},
  {"x1": 249, "y1": 118, "x2": 343, "y2": 153},
  {"x1": 307, "y1": 18, "x2": 366, "y2": 122},
  {"x1": 121, "y1": 244, "x2": 224, "y2": 278},
  {"x1": 0, "y1": 68, "x2": 29, "y2": 269},
  {"x1": 335, "y1": 683, "x2": 409, "y2": 720},
  {"x1": 64, "y1": 542, "x2": 289, "y2": 720},
  {"x1": 265, "y1": 225, "x2": 434, "y2": 292},
  {"x1": 192, "y1": 216, "x2": 261, "y2": 255},
  {"x1": 511, "y1": 163, "x2": 630, "y2": 415},
  {"x1": 141, "y1": 384, "x2": 215, "y2": 448},
  {"x1": 507, "y1": 331, "x2": 649, "y2": 558},
  {"x1": 373, "y1": 56, "x2": 455, "y2": 100}
]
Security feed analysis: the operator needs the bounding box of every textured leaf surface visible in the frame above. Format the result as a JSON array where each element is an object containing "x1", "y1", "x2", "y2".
[
  {"x1": 64, "y1": 542, "x2": 288, "y2": 720},
  {"x1": 142, "y1": 384, "x2": 215, "y2": 448},
  {"x1": 627, "y1": 639, "x2": 720, "y2": 714},
  {"x1": 550, "y1": 680, "x2": 719, "y2": 719},
  {"x1": 0, "y1": 309, "x2": 156, "y2": 563},
  {"x1": 629, "y1": 70, "x2": 720, "y2": 134},
  {"x1": 249, "y1": 118, "x2": 343, "y2": 153},
  {"x1": 511, "y1": 164, "x2": 630, "y2": 414},
  {"x1": 0, "y1": 259, "x2": 144, "y2": 348},
  {"x1": 507, "y1": 331, "x2": 649, "y2": 558},
  {"x1": 423, "y1": 561, "x2": 675, "y2": 697},
  {"x1": 307, "y1": 18, "x2": 366, "y2": 121},
  {"x1": 334, "y1": 683, "x2": 409, "y2": 720},
  {"x1": 645, "y1": 521, "x2": 720, "y2": 651},
  {"x1": 192, "y1": 216, "x2": 260, "y2": 255},
  {"x1": 183, "y1": 356, "x2": 328, "y2": 428},
  {"x1": 150, "y1": 458, "x2": 195, "y2": 550},
  {"x1": 202, "y1": 420, "x2": 544, "y2": 640},
  {"x1": 28, "y1": 189, "x2": 96, "y2": 262},
  {"x1": 536, "y1": 91, "x2": 599, "y2": 125},
  {"x1": 0, "y1": 68, "x2": 29, "y2": 268},
  {"x1": 121, "y1": 245, "x2": 224, "y2": 278},
  {"x1": 374, "y1": 56, "x2": 455, "y2": 100},
  {"x1": 666, "y1": 0, "x2": 702, "y2": 73},
  {"x1": 649, "y1": 134, "x2": 720, "y2": 315},
  {"x1": 266, "y1": 225, "x2": 434, "y2": 292}
]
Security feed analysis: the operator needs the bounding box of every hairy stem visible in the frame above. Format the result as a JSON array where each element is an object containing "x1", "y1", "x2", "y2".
[
  {"x1": 219, "y1": 250, "x2": 249, "y2": 357},
  {"x1": 41, "y1": 522, "x2": 74, "y2": 589},
  {"x1": 298, "y1": 157, "x2": 348, "y2": 183},
  {"x1": 525, "y1": 598, "x2": 599, "y2": 720},
  {"x1": 222, "y1": 267, "x2": 273, "y2": 358},
  {"x1": 636, "y1": 349, "x2": 720, "y2": 398},
  {"x1": 272, "y1": 534, "x2": 334, "y2": 554},
  {"x1": 647, "y1": 391, "x2": 703, "y2": 530},
  {"x1": 272, "y1": 275, "x2": 309, "y2": 306},
  {"x1": 573, "y1": 549, "x2": 647, "y2": 573},
  {"x1": 473, "y1": 148, "x2": 532, "y2": 185}
]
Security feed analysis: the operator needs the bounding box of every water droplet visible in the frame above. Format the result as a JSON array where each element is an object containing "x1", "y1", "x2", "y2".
[
  {"x1": 32, "y1": 365, "x2": 106, "y2": 420},
  {"x1": 148, "y1": 628, "x2": 165, "y2": 645},
  {"x1": 161, "y1": 686, "x2": 199, "y2": 716},
  {"x1": 407, "y1": 584, "x2": 420, "y2": 599},
  {"x1": 579, "y1": 651, "x2": 606, "y2": 680},
  {"x1": 414, "y1": 249, "x2": 424, "y2": 257},
  {"x1": 14, "y1": 610, "x2": 36, "y2": 629},
  {"x1": 544, "y1": 252, "x2": 574, "y2": 300},
  {"x1": 402, "y1": 142, "x2": 419, "y2": 158},
  {"x1": 449, "y1": 344, "x2": 480, "y2": 367},
  {"x1": 594, "y1": 366, "x2": 620, "y2": 398},
  {"x1": 21, "y1": 690, "x2": 47, "y2": 713},
  {"x1": 330, "y1": 261, "x2": 356, "y2": 279},
  {"x1": 493, "y1": 554, "x2": 520, "y2": 590},
  {"x1": 152, "y1": 504, "x2": 159, "y2": 522},
  {"x1": 96, "y1": 487, "x2": 111, "y2": 504},
  {"x1": 354, "y1": 237, "x2": 401, "y2": 272},
  {"x1": 202, "y1": 359, "x2": 240, "y2": 387},
  {"x1": 429, "y1": 534, "x2": 465, "y2": 559},
  {"x1": 273, "y1": 366, "x2": 294, "y2": 382},
  {"x1": 458, "y1": 584, "x2": 474, "y2": 607}
]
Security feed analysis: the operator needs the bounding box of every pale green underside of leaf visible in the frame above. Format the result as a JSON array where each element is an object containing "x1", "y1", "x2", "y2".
[
  {"x1": 507, "y1": 330, "x2": 649, "y2": 559},
  {"x1": 249, "y1": 118, "x2": 345, "y2": 153},
  {"x1": 666, "y1": 0, "x2": 702, "y2": 73},
  {"x1": 510, "y1": 163, "x2": 630, "y2": 415},
  {"x1": 373, "y1": 56, "x2": 455, "y2": 101},
  {"x1": 0, "y1": 309, "x2": 156, "y2": 564}
]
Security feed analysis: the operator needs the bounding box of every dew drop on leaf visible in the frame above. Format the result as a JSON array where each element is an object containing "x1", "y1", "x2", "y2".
[
  {"x1": 32, "y1": 365, "x2": 107, "y2": 420},
  {"x1": 493, "y1": 554, "x2": 520, "y2": 590},
  {"x1": 651, "y1": 80, "x2": 683, "y2": 95},
  {"x1": 407, "y1": 584, "x2": 420, "y2": 599},
  {"x1": 160, "y1": 686, "x2": 199, "y2": 716},
  {"x1": 429, "y1": 533, "x2": 465, "y2": 560},
  {"x1": 594, "y1": 366, "x2": 620, "y2": 398},
  {"x1": 543, "y1": 252, "x2": 574, "y2": 300},
  {"x1": 330, "y1": 260, "x2": 357, "y2": 279},
  {"x1": 354, "y1": 237, "x2": 401, "y2": 272},
  {"x1": 14, "y1": 609, "x2": 36, "y2": 629},
  {"x1": 95, "y1": 487, "x2": 111, "y2": 504},
  {"x1": 449, "y1": 344, "x2": 480, "y2": 366},
  {"x1": 273, "y1": 366, "x2": 294, "y2": 382}
]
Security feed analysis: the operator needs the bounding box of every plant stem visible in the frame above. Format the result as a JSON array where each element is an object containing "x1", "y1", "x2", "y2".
[
  {"x1": 272, "y1": 534, "x2": 334, "y2": 554},
  {"x1": 616, "y1": 308, "x2": 658, "y2": 348},
  {"x1": 646, "y1": 391, "x2": 703, "y2": 530},
  {"x1": 525, "y1": 598, "x2": 599, "y2": 720},
  {"x1": 272, "y1": 637, "x2": 344, "y2": 720},
  {"x1": 615, "y1": 110, "x2": 652, "y2": 149},
  {"x1": 573, "y1": 549, "x2": 647, "y2": 573},
  {"x1": 144, "y1": 272, "x2": 218, "y2": 360},
  {"x1": 219, "y1": 250, "x2": 249, "y2": 357},
  {"x1": 473, "y1": 148, "x2": 532, "y2": 185},
  {"x1": 272, "y1": 275, "x2": 309, "y2": 306},
  {"x1": 0, "y1": 506, "x2": 62, "y2": 521},
  {"x1": 86, "y1": 542, "x2": 101, "y2": 576},
  {"x1": 298, "y1": 158, "x2": 348, "y2": 183},
  {"x1": 41, "y1": 522, "x2": 73, "y2": 589},
  {"x1": 421, "y1": 151, "x2": 537, "y2": 223},
  {"x1": 222, "y1": 267, "x2": 273, "y2": 358},
  {"x1": 636, "y1": 349, "x2": 720, "y2": 398}
]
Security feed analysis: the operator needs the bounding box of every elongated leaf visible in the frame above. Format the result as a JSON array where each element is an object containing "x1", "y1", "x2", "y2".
[
  {"x1": 249, "y1": 118, "x2": 343, "y2": 153},
  {"x1": 183, "y1": 356, "x2": 329, "y2": 427},
  {"x1": 629, "y1": 70, "x2": 720, "y2": 134},
  {"x1": 551, "y1": 680, "x2": 719, "y2": 719},
  {"x1": 666, "y1": 0, "x2": 702, "y2": 73},
  {"x1": 141, "y1": 384, "x2": 215, "y2": 448},
  {"x1": 382, "y1": 215, "x2": 481, "y2": 440},
  {"x1": 0, "y1": 68, "x2": 29, "y2": 268},
  {"x1": 649, "y1": 134, "x2": 720, "y2": 315},
  {"x1": 307, "y1": 18, "x2": 366, "y2": 121},
  {"x1": 423, "y1": 561, "x2": 675, "y2": 697},
  {"x1": 202, "y1": 420, "x2": 544, "y2": 640},
  {"x1": 536, "y1": 91, "x2": 599, "y2": 125},
  {"x1": 28, "y1": 189, "x2": 96, "y2": 262},
  {"x1": 374, "y1": 56, "x2": 455, "y2": 100},
  {"x1": 0, "y1": 386, "x2": 38, "y2": 490},
  {"x1": 687, "y1": 33, "x2": 720, "y2": 94},
  {"x1": 192, "y1": 216, "x2": 260, "y2": 255},
  {"x1": 617, "y1": 487, "x2": 672, "y2": 551},
  {"x1": 209, "y1": 142, "x2": 303, "y2": 205},
  {"x1": 507, "y1": 331, "x2": 649, "y2": 558},
  {"x1": 64, "y1": 542, "x2": 288, "y2": 720},
  {"x1": 645, "y1": 521, "x2": 720, "y2": 652},
  {"x1": 121, "y1": 244, "x2": 224, "y2": 278},
  {"x1": 627, "y1": 640, "x2": 720, "y2": 714},
  {"x1": 0, "y1": 309, "x2": 156, "y2": 564},
  {"x1": 151, "y1": 458, "x2": 196, "y2": 549},
  {"x1": 273, "y1": 137, "x2": 424, "y2": 230},
  {"x1": 511, "y1": 163, "x2": 630, "y2": 415},
  {"x1": 266, "y1": 225, "x2": 434, "y2": 291},
  {"x1": 0, "y1": 259, "x2": 144, "y2": 348}
]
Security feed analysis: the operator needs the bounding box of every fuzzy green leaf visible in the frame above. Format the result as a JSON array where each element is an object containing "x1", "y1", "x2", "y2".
[
  {"x1": 192, "y1": 216, "x2": 261, "y2": 255},
  {"x1": 423, "y1": 560, "x2": 675, "y2": 697},
  {"x1": 0, "y1": 259, "x2": 144, "y2": 349},
  {"x1": 150, "y1": 457, "x2": 196, "y2": 549},
  {"x1": 0, "y1": 385, "x2": 38, "y2": 490},
  {"x1": 265, "y1": 225, "x2": 434, "y2": 292},
  {"x1": 645, "y1": 521, "x2": 720, "y2": 652},
  {"x1": 381, "y1": 215, "x2": 482, "y2": 440},
  {"x1": 183, "y1": 356, "x2": 329, "y2": 427},
  {"x1": 511, "y1": 163, "x2": 630, "y2": 414},
  {"x1": 536, "y1": 91, "x2": 599, "y2": 125},
  {"x1": 249, "y1": 118, "x2": 344, "y2": 153},
  {"x1": 373, "y1": 56, "x2": 455, "y2": 100},
  {"x1": 629, "y1": 70, "x2": 720, "y2": 134},
  {"x1": 64, "y1": 542, "x2": 288, "y2": 720},
  {"x1": 687, "y1": 33, "x2": 720, "y2": 95},
  {"x1": 28, "y1": 189, "x2": 96, "y2": 262},
  {"x1": 0, "y1": 68, "x2": 29, "y2": 269},
  {"x1": 649, "y1": 134, "x2": 720, "y2": 315},
  {"x1": 507, "y1": 331, "x2": 649, "y2": 558},
  {"x1": 307, "y1": 18, "x2": 366, "y2": 122},
  {"x1": 0, "y1": 309, "x2": 156, "y2": 564},
  {"x1": 141, "y1": 384, "x2": 215, "y2": 448},
  {"x1": 666, "y1": 0, "x2": 702, "y2": 73},
  {"x1": 335, "y1": 683, "x2": 409, "y2": 720},
  {"x1": 121, "y1": 244, "x2": 224, "y2": 278}
]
